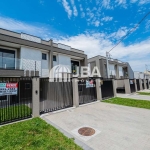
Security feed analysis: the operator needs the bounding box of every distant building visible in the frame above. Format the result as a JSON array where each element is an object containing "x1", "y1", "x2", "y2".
[{"x1": 88, "y1": 55, "x2": 134, "y2": 79}]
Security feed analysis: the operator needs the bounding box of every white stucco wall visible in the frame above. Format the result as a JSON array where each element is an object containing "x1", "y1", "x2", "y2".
[
  {"x1": 109, "y1": 64, "x2": 116, "y2": 76},
  {"x1": 118, "y1": 66, "x2": 123, "y2": 77},
  {"x1": 20, "y1": 47, "x2": 49, "y2": 77},
  {"x1": 57, "y1": 54, "x2": 71, "y2": 73}
]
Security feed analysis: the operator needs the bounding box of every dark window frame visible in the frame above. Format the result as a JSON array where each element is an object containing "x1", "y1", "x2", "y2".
[
  {"x1": 53, "y1": 55, "x2": 57, "y2": 61},
  {"x1": 42, "y1": 53, "x2": 47, "y2": 60}
]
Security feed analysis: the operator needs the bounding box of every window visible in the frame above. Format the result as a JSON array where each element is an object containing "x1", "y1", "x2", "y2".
[
  {"x1": 0, "y1": 48, "x2": 15, "y2": 69},
  {"x1": 42, "y1": 53, "x2": 47, "y2": 60},
  {"x1": 71, "y1": 60, "x2": 79, "y2": 74},
  {"x1": 53, "y1": 55, "x2": 57, "y2": 61}
]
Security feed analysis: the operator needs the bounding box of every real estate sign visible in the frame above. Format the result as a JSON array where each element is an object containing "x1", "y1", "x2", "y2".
[
  {"x1": 86, "y1": 80, "x2": 94, "y2": 88},
  {"x1": 0, "y1": 83, "x2": 18, "y2": 96}
]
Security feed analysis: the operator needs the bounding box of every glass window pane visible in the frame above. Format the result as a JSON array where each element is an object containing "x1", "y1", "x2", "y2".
[
  {"x1": 42, "y1": 53, "x2": 47, "y2": 60},
  {"x1": 1, "y1": 51, "x2": 15, "y2": 69}
]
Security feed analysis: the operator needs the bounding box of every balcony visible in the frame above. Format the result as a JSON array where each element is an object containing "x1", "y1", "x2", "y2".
[{"x1": 0, "y1": 56, "x2": 24, "y2": 77}]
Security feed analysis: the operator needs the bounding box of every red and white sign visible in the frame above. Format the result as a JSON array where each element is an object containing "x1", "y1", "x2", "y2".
[
  {"x1": 0, "y1": 83, "x2": 18, "y2": 96},
  {"x1": 6, "y1": 83, "x2": 18, "y2": 88}
]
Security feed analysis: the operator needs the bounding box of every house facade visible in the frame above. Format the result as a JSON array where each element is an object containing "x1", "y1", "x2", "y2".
[
  {"x1": 0, "y1": 28, "x2": 87, "y2": 77},
  {"x1": 88, "y1": 55, "x2": 134, "y2": 79},
  {"x1": 134, "y1": 71, "x2": 150, "y2": 80}
]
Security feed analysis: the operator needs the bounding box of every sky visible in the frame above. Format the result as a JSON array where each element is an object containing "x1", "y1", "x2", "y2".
[{"x1": 0, "y1": 0, "x2": 150, "y2": 71}]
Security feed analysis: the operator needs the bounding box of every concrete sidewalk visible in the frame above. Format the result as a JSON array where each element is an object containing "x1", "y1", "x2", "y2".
[{"x1": 42, "y1": 102, "x2": 150, "y2": 150}]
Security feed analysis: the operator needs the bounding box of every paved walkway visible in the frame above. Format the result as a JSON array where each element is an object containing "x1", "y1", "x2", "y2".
[
  {"x1": 42, "y1": 102, "x2": 150, "y2": 150},
  {"x1": 117, "y1": 90, "x2": 150, "y2": 101}
]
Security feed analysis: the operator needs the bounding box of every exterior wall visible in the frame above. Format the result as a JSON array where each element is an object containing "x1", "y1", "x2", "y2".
[
  {"x1": 116, "y1": 80, "x2": 125, "y2": 87},
  {"x1": 41, "y1": 52, "x2": 49, "y2": 77},
  {"x1": 20, "y1": 47, "x2": 42, "y2": 76},
  {"x1": 127, "y1": 63, "x2": 134, "y2": 79},
  {"x1": 100, "y1": 59, "x2": 106, "y2": 78},
  {"x1": 139, "y1": 73, "x2": 144, "y2": 79},
  {"x1": 118, "y1": 66, "x2": 124, "y2": 78},
  {"x1": 52, "y1": 54, "x2": 71, "y2": 78},
  {"x1": 90, "y1": 61, "x2": 96, "y2": 73},
  {"x1": 0, "y1": 69, "x2": 24, "y2": 77},
  {"x1": 134, "y1": 72, "x2": 140, "y2": 79},
  {"x1": 58, "y1": 54, "x2": 71, "y2": 72}
]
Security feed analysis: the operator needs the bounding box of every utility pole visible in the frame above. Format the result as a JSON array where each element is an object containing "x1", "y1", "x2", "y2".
[
  {"x1": 145, "y1": 64, "x2": 148, "y2": 73},
  {"x1": 106, "y1": 51, "x2": 110, "y2": 78}
]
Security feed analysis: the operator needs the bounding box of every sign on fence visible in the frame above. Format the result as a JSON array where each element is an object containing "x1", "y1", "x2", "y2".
[
  {"x1": 130, "y1": 80, "x2": 134, "y2": 84},
  {"x1": 0, "y1": 83, "x2": 18, "y2": 96},
  {"x1": 86, "y1": 80, "x2": 94, "y2": 88}
]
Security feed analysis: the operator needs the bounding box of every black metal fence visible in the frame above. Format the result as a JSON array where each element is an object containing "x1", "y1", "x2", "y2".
[
  {"x1": 40, "y1": 78, "x2": 73, "y2": 114},
  {"x1": 146, "y1": 79, "x2": 149, "y2": 89},
  {"x1": 136, "y1": 79, "x2": 140, "y2": 91},
  {"x1": 129, "y1": 79, "x2": 136, "y2": 93},
  {"x1": 0, "y1": 77, "x2": 32, "y2": 125},
  {"x1": 101, "y1": 79, "x2": 114, "y2": 100},
  {"x1": 78, "y1": 78, "x2": 97, "y2": 105},
  {"x1": 142, "y1": 79, "x2": 145, "y2": 89}
]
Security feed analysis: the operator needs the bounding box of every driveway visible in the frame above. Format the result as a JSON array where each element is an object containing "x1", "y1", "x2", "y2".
[{"x1": 42, "y1": 102, "x2": 150, "y2": 150}]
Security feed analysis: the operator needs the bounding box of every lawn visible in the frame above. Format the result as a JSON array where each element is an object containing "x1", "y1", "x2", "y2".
[
  {"x1": 137, "y1": 92, "x2": 150, "y2": 96},
  {"x1": 0, "y1": 118, "x2": 82, "y2": 150},
  {"x1": 0, "y1": 105, "x2": 32, "y2": 124},
  {"x1": 103, "y1": 97, "x2": 150, "y2": 109}
]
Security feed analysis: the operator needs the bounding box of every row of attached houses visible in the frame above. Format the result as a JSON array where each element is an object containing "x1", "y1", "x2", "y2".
[
  {"x1": 0, "y1": 28, "x2": 149, "y2": 81},
  {"x1": 88, "y1": 55, "x2": 134, "y2": 79},
  {"x1": 0, "y1": 28, "x2": 87, "y2": 77}
]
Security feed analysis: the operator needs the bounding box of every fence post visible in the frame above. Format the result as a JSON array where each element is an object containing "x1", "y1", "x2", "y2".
[
  {"x1": 134, "y1": 79, "x2": 137, "y2": 92},
  {"x1": 144, "y1": 79, "x2": 147, "y2": 89},
  {"x1": 112, "y1": 79, "x2": 117, "y2": 97},
  {"x1": 139, "y1": 79, "x2": 143, "y2": 91},
  {"x1": 96, "y1": 78, "x2": 102, "y2": 101},
  {"x1": 72, "y1": 77, "x2": 79, "y2": 107},
  {"x1": 32, "y1": 77, "x2": 40, "y2": 117},
  {"x1": 124, "y1": 79, "x2": 131, "y2": 94}
]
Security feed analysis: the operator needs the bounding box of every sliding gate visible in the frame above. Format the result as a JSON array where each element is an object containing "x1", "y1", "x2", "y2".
[
  {"x1": 40, "y1": 78, "x2": 73, "y2": 114},
  {"x1": 101, "y1": 79, "x2": 114, "y2": 100},
  {"x1": 0, "y1": 77, "x2": 32, "y2": 125},
  {"x1": 78, "y1": 78, "x2": 97, "y2": 105}
]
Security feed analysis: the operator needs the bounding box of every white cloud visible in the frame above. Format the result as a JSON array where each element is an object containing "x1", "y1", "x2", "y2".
[
  {"x1": 70, "y1": 0, "x2": 78, "y2": 16},
  {"x1": 139, "y1": 0, "x2": 150, "y2": 4},
  {"x1": 62, "y1": 0, "x2": 72, "y2": 18},
  {"x1": 54, "y1": 31, "x2": 150, "y2": 71},
  {"x1": 109, "y1": 27, "x2": 128, "y2": 40},
  {"x1": 39, "y1": 0, "x2": 44, "y2": 5},
  {"x1": 0, "y1": 16, "x2": 49, "y2": 36},
  {"x1": 102, "y1": 0, "x2": 113, "y2": 9},
  {"x1": 146, "y1": 20, "x2": 150, "y2": 29},
  {"x1": 130, "y1": 0, "x2": 138, "y2": 3},
  {"x1": 102, "y1": 16, "x2": 113, "y2": 22},
  {"x1": 94, "y1": 21, "x2": 100, "y2": 27},
  {"x1": 81, "y1": 12, "x2": 85, "y2": 18}
]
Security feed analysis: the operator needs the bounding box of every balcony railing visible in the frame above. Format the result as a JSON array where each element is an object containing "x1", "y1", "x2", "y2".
[{"x1": 0, "y1": 56, "x2": 22, "y2": 70}]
